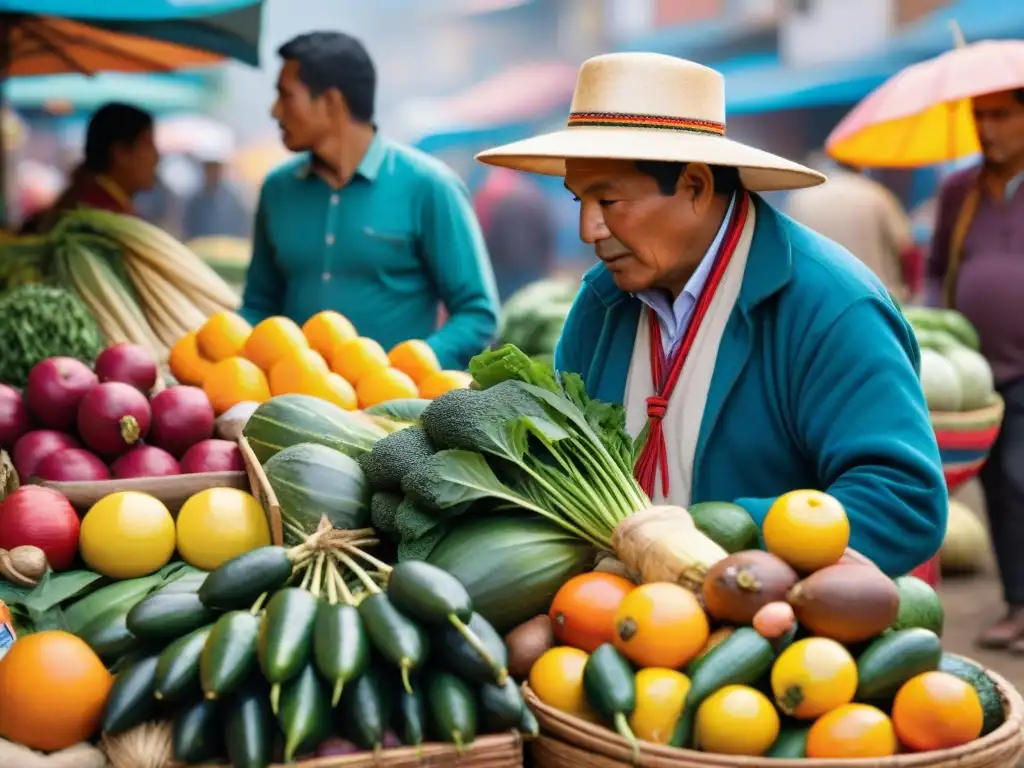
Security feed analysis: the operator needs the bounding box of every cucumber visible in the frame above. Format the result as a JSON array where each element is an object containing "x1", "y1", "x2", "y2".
[
  {"x1": 518, "y1": 706, "x2": 540, "y2": 739},
  {"x1": 583, "y1": 644, "x2": 638, "y2": 755},
  {"x1": 767, "y1": 725, "x2": 810, "y2": 757},
  {"x1": 226, "y1": 678, "x2": 276, "y2": 768},
  {"x1": 172, "y1": 698, "x2": 223, "y2": 764},
  {"x1": 395, "y1": 682, "x2": 426, "y2": 749},
  {"x1": 434, "y1": 612, "x2": 508, "y2": 685},
  {"x1": 154, "y1": 624, "x2": 213, "y2": 702},
  {"x1": 257, "y1": 588, "x2": 319, "y2": 713},
  {"x1": 277, "y1": 661, "x2": 332, "y2": 762},
  {"x1": 670, "y1": 627, "x2": 773, "y2": 748},
  {"x1": 939, "y1": 654, "x2": 1005, "y2": 736},
  {"x1": 387, "y1": 560, "x2": 473, "y2": 623},
  {"x1": 479, "y1": 677, "x2": 525, "y2": 732},
  {"x1": 199, "y1": 545, "x2": 295, "y2": 610},
  {"x1": 78, "y1": 607, "x2": 141, "y2": 663},
  {"x1": 200, "y1": 610, "x2": 261, "y2": 700},
  {"x1": 340, "y1": 664, "x2": 393, "y2": 750},
  {"x1": 102, "y1": 652, "x2": 161, "y2": 735},
  {"x1": 426, "y1": 669, "x2": 477, "y2": 751},
  {"x1": 127, "y1": 591, "x2": 218, "y2": 641},
  {"x1": 856, "y1": 628, "x2": 942, "y2": 701},
  {"x1": 314, "y1": 602, "x2": 369, "y2": 707},
  {"x1": 357, "y1": 593, "x2": 428, "y2": 693}
]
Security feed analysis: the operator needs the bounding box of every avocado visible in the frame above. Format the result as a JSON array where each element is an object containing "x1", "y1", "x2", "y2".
[
  {"x1": 889, "y1": 575, "x2": 945, "y2": 637},
  {"x1": 688, "y1": 501, "x2": 760, "y2": 554}
]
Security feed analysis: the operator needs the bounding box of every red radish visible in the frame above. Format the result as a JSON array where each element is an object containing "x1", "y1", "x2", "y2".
[
  {"x1": 110, "y1": 445, "x2": 181, "y2": 479},
  {"x1": 149, "y1": 386, "x2": 215, "y2": 458},
  {"x1": 77, "y1": 382, "x2": 152, "y2": 456},
  {"x1": 180, "y1": 439, "x2": 245, "y2": 474},
  {"x1": 0, "y1": 385, "x2": 29, "y2": 448},
  {"x1": 25, "y1": 356, "x2": 97, "y2": 430},
  {"x1": 0, "y1": 486, "x2": 79, "y2": 571},
  {"x1": 12, "y1": 430, "x2": 80, "y2": 480},
  {"x1": 35, "y1": 448, "x2": 111, "y2": 482},
  {"x1": 753, "y1": 601, "x2": 797, "y2": 640},
  {"x1": 94, "y1": 343, "x2": 158, "y2": 393}
]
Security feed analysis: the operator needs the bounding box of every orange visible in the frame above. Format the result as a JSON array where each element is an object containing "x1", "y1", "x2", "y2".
[
  {"x1": 305, "y1": 372, "x2": 358, "y2": 410},
  {"x1": 0, "y1": 630, "x2": 113, "y2": 752},
  {"x1": 203, "y1": 356, "x2": 271, "y2": 415},
  {"x1": 196, "y1": 311, "x2": 252, "y2": 362},
  {"x1": 329, "y1": 337, "x2": 389, "y2": 385},
  {"x1": 807, "y1": 704, "x2": 898, "y2": 758},
  {"x1": 612, "y1": 582, "x2": 709, "y2": 668},
  {"x1": 356, "y1": 367, "x2": 419, "y2": 409},
  {"x1": 169, "y1": 331, "x2": 216, "y2": 386},
  {"x1": 418, "y1": 369, "x2": 474, "y2": 399},
  {"x1": 388, "y1": 339, "x2": 441, "y2": 385},
  {"x1": 244, "y1": 316, "x2": 308, "y2": 372},
  {"x1": 302, "y1": 310, "x2": 357, "y2": 359},
  {"x1": 762, "y1": 489, "x2": 850, "y2": 572},
  {"x1": 549, "y1": 572, "x2": 635, "y2": 652},
  {"x1": 528, "y1": 646, "x2": 594, "y2": 719},
  {"x1": 268, "y1": 347, "x2": 330, "y2": 396},
  {"x1": 892, "y1": 671, "x2": 983, "y2": 752}
]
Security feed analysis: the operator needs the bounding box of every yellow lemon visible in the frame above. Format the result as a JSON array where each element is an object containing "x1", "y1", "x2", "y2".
[
  {"x1": 79, "y1": 492, "x2": 176, "y2": 579},
  {"x1": 176, "y1": 487, "x2": 271, "y2": 570},
  {"x1": 695, "y1": 685, "x2": 780, "y2": 756}
]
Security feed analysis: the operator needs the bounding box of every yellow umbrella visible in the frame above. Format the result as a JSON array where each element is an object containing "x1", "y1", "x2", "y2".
[{"x1": 826, "y1": 36, "x2": 1024, "y2": 168}]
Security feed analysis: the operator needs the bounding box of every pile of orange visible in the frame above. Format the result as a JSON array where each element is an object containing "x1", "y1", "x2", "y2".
[{"x1": 169, "y1": 310, "x2": 473, "y2": 415}]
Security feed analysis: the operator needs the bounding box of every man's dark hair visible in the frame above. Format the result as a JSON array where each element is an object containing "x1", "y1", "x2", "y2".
[
  {"x1": 83, "y1": 103, "x2": 153, "y2": 174},
  {"x1": 635, "y1": 160, "x2": 743, "y2": 197},
  {"x1": 278, "y1": 32, "x2": 376, "y2": 123}
]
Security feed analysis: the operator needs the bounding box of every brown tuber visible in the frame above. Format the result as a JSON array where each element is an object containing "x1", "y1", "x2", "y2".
[
  {"x1": 0, "y1": 545, "x2": 49, "y2": 587},
  {"x1": 504, "y1": 614, "x2": 556, "y2": 679},
  {"x1": 701, "y1": 550, "x2": 799, "y2": 624},
  {"x1": 787, "y1": 563, "x2": 900, "y2": 644}
]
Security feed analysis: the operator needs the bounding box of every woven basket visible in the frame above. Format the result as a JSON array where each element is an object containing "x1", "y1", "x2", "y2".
[
  {"x1": 524, "y1": 660, "x2": 1024, "y2": 768},
  {"x1": 930, "y1": 395, "x2": 1004, "y2": 493}
]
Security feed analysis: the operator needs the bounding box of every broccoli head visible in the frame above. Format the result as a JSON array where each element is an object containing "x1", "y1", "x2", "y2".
[
  {"x1": 358, "y1": 425, "x2": 436, "y2": 493},
  {"x1": 369, "y1": 491, "x2": 402, "y2": 535}
]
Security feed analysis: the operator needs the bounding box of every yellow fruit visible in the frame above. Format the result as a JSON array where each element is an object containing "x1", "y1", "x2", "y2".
[
  {"x1": 79, "y1": 492, "x2": 176, "y2": 579},
  {"x1": 356, "y1": 367, "x2": 420, "y2": 409},
  {"x1": 762, "y1": 489, "x2": 850, "y2": 572},
  {"x1": 169, "y1": 331, "x2": 216, "y2": 386},
  {"x1": 303, "y1": 310, "x2": 357, "y2": 359},
  {"x1": 329, "y1": 336, "x2": 389, "y2": 385},
  {"x1": 388, "y1": 339, "x2": 441, "y2": 385},
  {"x1": 203, "y1": 356, "x2": 271, "y2": 415},
  {"x1": 629, "y1": 668, "x2": 690, "y2": 744},
  {"x1": 305, "y1": 372, "x2": 358, "y2": 410},
  {"x1": 528, "y1": 646, "x2": 592, "y2": 718},
  {"x1": 418, "y1": 370, "x2": 474, "y2": 399},
  {"x1": 771, "y1": 637, "x2": 857, "y2": 719},
  {"x1": 244, "y1": 316, "x2": 308, "y2": 372},
  {"x1": 695, "y1": 685, "x2": 779, "y2": 756},
  {"x1": 268, "y1": 347, "x2": 329, "y2": 396},
  {"x1": 197, "y1": 311, "x2": 252, "y2": 362},
  {"x1": 176, "y1": 487, "x2": 271, "y2": 570}
]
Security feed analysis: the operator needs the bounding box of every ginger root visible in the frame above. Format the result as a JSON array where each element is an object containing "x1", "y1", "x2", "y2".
[{"x1": 0, "y1": 545, "x2": 49, "y2": 587}]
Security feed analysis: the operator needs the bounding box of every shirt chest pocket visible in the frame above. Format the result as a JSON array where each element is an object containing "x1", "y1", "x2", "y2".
[{"x1": 359, "y1": 226, "x2": 426, "y2": 293}]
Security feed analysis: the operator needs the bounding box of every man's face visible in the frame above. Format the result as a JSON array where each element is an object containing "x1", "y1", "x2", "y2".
[
  {"x1": 272, "y1": 60, "x2": 334, "y2": 152},
  {"x1": 112, "y1": 126, "x2": 158, "y2": 193},
  {"x1": 564, "y1": 158, "x2": 713, "y2": 294},
  {"x1": 973, "y1": 90, "x2": 1024, "y2": 167}
]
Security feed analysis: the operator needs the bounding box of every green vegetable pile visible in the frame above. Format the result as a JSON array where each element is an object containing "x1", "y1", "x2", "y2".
[
  {"x1": 903, "y1": 307, "x2": 995, "y2": 412},
  {"x1": 496, "y1": 278, "x2": 579, "y2": 362}
]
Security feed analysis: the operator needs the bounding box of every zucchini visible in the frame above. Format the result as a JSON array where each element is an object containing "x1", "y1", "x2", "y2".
[
  {"x1": 102, "y1": 652, "x2": 161, "y2": 735},
  {"x1": 257, "y1": 587, "x2": 319, "y2": 713},
  {"x1": 856, "y1": 628, "x2": 942, "y2": 701},
  {"x1": 341, "y1": 664, "x2": 393, "y2": 751},
  {"x1": 199, "y1": 545, "x2": 295, "y2": 611},
  {"x1": 767, "y1": 725, "x2": 810, "y2": 757},
  {"x1": 670, "y1": 627, "x2": 773, "y2": 748},
  {"x1": 127, "y1": 591, "x2": 218, "y2": 641},
  {"x1": 277, "y1": 661, "x2": 332, "y2": 762},
  {"x1": 426, "y1": 669, "x2": 477, "y2": 752},
  {"x1": 78, "y1": 607, "x2": 141, "y2": 663},
  {"x1": 518, "y1": 706, "x2": 540, "y2": 739},
  {"x1": 479, "y1": 677, "x2": 525, "y2": 732},
  {"x1": 395, "y1": 681, "x2": 426, "y2": 749},
  {"x1": 313, "y1": 602, "x2": 369, "y2": 707},
  {"x1": 434, "y1": 612, "x2": 508, "y2": 685},
  {"x1": 387, "y1": 560, "x2": 472, "y2": 623},
  {"x1": 172, "y1": 698, "x2": 223, "y2": 764},
  {"x1": 200, "y1": 610, "x2": 261, "y2": 700},
  {"x1": 583, "y1": 644, "x2": 638, "y2": 757},
  {"x1": 357, "y1": 592, "x2": 428, "y2": 693},
  {"x1": 154, "y1": 624, "x2": 213, "y2": 702},
  {"x1": 226, "y1": 678, "x2": 276, "y2": 768}
]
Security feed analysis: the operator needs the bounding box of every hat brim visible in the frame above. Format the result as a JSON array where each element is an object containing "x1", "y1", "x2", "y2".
[{"x1": 476, "y1": 126, "x2": 826, "y2": 192}]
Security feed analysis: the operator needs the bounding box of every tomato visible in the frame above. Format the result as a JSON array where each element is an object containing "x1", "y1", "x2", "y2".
[
  {"x1": 528, "y1": 646, "x2": 593, "y2": 718},
  {"x1": 613, "y1": 583, "x2": 709, "y2": 668},
  {"x1": 549, "y1": 572, "x2": 634, "y2": 652},
  {"x1": 892, "y1": 671, "x2": 983, "y2": 751},
  {"x1": 807, "y1": 704, "x2": 898, "y2": 758},
  {"x1": 629, "y1": 668, "x2": 690, "y2": 744},
  {"x1": 770, "y1": 637, "x2": 857, "y2": 719},
  {"x1": 762, "y1": 489, "x2": 850, "y2": 573},
  {"x1": 695, "y1": 685, "x2": 779, "y2": 756}
]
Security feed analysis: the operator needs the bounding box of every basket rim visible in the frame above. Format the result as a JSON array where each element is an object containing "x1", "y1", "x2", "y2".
[
  {"x1": 522, "y1": 654, "x2": 1024, "y2": 767},
  {"x1": 930, "y1": 394, "x2": 1005, "y2": 425}
]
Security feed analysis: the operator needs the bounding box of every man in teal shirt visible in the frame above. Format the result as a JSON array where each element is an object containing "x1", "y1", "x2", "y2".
[{"x1": 241, "y1": 32, "x2": 499, "y2": 368}]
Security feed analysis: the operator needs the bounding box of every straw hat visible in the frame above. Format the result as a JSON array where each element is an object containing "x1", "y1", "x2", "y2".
[{"x1": 476, "y1": 52, "x2": 825, "y2": 192}]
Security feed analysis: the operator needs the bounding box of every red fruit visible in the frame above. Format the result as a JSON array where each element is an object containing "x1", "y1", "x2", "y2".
[
  {"x1": 0, "y1": 486, "x2": 79, "y2": 571},
  {"x1": 35, "y1": 448, "x2": 111, "y2": 482},
  {"x1": 12, "y1": 430, "x2": 80, "y2": 481},
  {"x1": 149, "y1": 386, "x2": 215, "y2": 458},
  {"x1": 77, "y1": 382, "x2": 152, "y2": 456},
  {"x1": 179, "y1": 439, "x2": 245, "y2": 474},
  {"x1": 110, "y1": 445, "x2": 181, "y2": 479},
  {"x1": 94, "y1": 343, "x2": 158, "y2": 393},
  {"x1": 25, "y1": 357, "x2": 97, "y2": 431},
  {"x1": 0, "y1": 384, "x2": 30, "y2": 448}
]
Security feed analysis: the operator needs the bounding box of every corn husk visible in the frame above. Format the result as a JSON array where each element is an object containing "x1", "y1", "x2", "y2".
[{"x1": 102, "y1": 721, "x2": 173, "y2": 768}]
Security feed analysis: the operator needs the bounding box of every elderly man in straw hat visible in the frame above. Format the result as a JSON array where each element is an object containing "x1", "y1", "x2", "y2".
[{"x1": 476, "y1": 53, "x2": 946, "y2": 577}]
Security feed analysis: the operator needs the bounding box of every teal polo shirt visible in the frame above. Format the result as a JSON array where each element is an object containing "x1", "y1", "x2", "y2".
[{"x1": 239, "y1": 134, "x2": 499, "y2": 369}]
